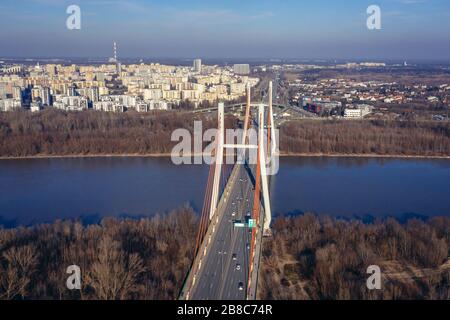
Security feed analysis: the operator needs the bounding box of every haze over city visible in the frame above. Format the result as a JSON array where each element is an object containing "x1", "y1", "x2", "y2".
[{"x1": 1, "y1": 0, "x2": 449, "y2": 60}]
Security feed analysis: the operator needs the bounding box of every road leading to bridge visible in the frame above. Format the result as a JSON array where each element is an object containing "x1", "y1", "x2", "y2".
[{"x1": 188, "y1": 164, "x2": 258, "y2": 300}]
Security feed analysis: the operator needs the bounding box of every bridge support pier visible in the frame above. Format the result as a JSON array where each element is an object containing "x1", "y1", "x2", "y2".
[
  {"x1": 209, "y1": 102, "x2": 225, "y2": 220},
  {"x1": 209, "y1": 89, "x2": 275, "y2": 232},
  {"x1": 258, "y1": 104, "x2": 272, "y2": 234}
]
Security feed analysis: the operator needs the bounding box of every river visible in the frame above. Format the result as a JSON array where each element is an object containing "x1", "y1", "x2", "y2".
[{"x1": 0, "y1": 156, "x2": 449, "y2": 227}]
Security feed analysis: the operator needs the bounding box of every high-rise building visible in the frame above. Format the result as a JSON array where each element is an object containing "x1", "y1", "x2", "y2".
[
  {"x1": 31, "y1": 86, "x2": 52, "y2": 106},
  {"x1": 95, "y1": 72, "x2": 106, "y2": 82},
  {"x1": 12, "y1": 86, "x2": 22, "y2": 102},
  {"x1": 193, "y1": 59, "x2": 202, "y2": 73},
  {"x1": 233, "y1": 64, "x2": 250, "y2": 75},
  {"x1": 76, "y1": 87, "x2": 100, "y2": 103},
  {"x1": 46, "y1": 64, "x2": 58, "y2": 76},
  {"x1": 68, "y1": 86, "x2": 77, "y2": 97}
]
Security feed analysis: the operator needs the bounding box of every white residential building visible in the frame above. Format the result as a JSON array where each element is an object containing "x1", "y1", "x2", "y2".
[
  {"x1": 93, "y1": 101, "x2": 124, "y2": 113},
  {"x1": 233, "y1": 64, "x2": 250, "y2": 75},
  {"x1": 344, "y1": 104, "x2": 373, "y2": 118},
  {"x1": 53, "y1": 96, "x2": 88, "y2": 111},
  {"x1": 0, "y1": 98, "x2": 21, "y2": 111}
]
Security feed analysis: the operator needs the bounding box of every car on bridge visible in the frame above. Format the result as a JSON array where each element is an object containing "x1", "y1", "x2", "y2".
[{"x1": 238, "y1": 282, "x2": 244, "y2": 291}]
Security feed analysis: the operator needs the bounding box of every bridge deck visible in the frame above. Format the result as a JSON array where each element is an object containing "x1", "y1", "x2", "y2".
[{"x1": 180, "y1": 164, "x2": 264, "y2": 300}]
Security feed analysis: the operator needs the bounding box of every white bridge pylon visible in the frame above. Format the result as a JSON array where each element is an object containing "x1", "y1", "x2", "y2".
[{"x1": 208, "y1": 82, "x2": 276, "y2": 233}]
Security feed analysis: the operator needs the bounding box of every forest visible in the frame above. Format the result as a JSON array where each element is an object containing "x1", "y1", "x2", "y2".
[
  {"x1": 0, "y1": 110, "x2": 448, "y2": 157},
  {"x1": 0, "y1": 207, "x2": 197, "y2": 300},
  {"x1": 1, "y1": 210, "x2": 450, "y2": 300},
  {"x1": 0, "y1": 109, "x2": 235, "y2": 157},
  {"x1": 259, "y1": 214, "x2": 450, "y2": 300},
  {"x1": 281, "y1": 119, "x2": 450, "y2": 156}
]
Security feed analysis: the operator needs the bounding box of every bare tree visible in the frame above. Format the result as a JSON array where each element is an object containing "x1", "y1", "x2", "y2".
[
  {"x1": 85, "y1": 235, "x2": 145, "y2": 300},
  {"x1": 0, "y1": 245, "x2": 38, "y2": 299}
]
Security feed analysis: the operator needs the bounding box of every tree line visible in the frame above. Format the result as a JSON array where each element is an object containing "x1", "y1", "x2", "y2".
[
  {"x1": 2, "y1": 209, "x2": 450, "y2": 300},
  {"x1": 280, "y1": 119, "x2": 450, "y2": 156},
  {"x1": 0, "y1": 109, "x2": 237, "y2": 157},
  {"x1": 1, "y1": 110, "x2": 448, "y2": 158}
]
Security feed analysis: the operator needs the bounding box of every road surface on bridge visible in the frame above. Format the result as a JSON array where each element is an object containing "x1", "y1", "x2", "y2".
[{"x1": 189, "y1": 164, "x2": 256, "y2": 300}]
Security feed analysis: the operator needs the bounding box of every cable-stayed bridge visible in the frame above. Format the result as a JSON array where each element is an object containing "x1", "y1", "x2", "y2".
[{"x1": 180, "y1": 82, "x2": 277, "y2": 300}]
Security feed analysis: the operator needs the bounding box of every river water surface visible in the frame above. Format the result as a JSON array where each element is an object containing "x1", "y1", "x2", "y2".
[{"x1": 0, "y1": 157, "x2": 449, "y2": 227}]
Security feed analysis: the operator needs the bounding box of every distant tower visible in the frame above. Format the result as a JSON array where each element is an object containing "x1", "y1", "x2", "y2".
[
  {"x1": 193, "y1": 59, "x2": 202, "y2": 73},
  {"x1": 112, "y1": 41, "x2": 122, "y2": 74},
  {"x1": 113, "y1": 41, "x2": 118, "y2": 63}
]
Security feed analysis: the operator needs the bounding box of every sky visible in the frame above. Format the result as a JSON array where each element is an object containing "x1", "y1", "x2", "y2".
[{"x1": 0, "y1": 0, "x2": 449, "y2": 60}]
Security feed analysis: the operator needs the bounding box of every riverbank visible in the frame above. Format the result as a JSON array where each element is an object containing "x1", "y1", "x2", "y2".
[
  {"x1": 1, "y1": 152, "x2": 449, "y2": 160},
  {"x1": 1, "y1": 110, "x2": 448, "y2": 159},
  {"x1": 280, "y1": 153, "x2": 450, "y2": 159},
  {"x1": 2, "y1": 210, "x2": 450, "y2": 300}
]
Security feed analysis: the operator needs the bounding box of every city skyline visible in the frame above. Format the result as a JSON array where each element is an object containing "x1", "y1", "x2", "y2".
[{"x1": 0, "y1": 0, "x2": 449, "y2": 60}]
